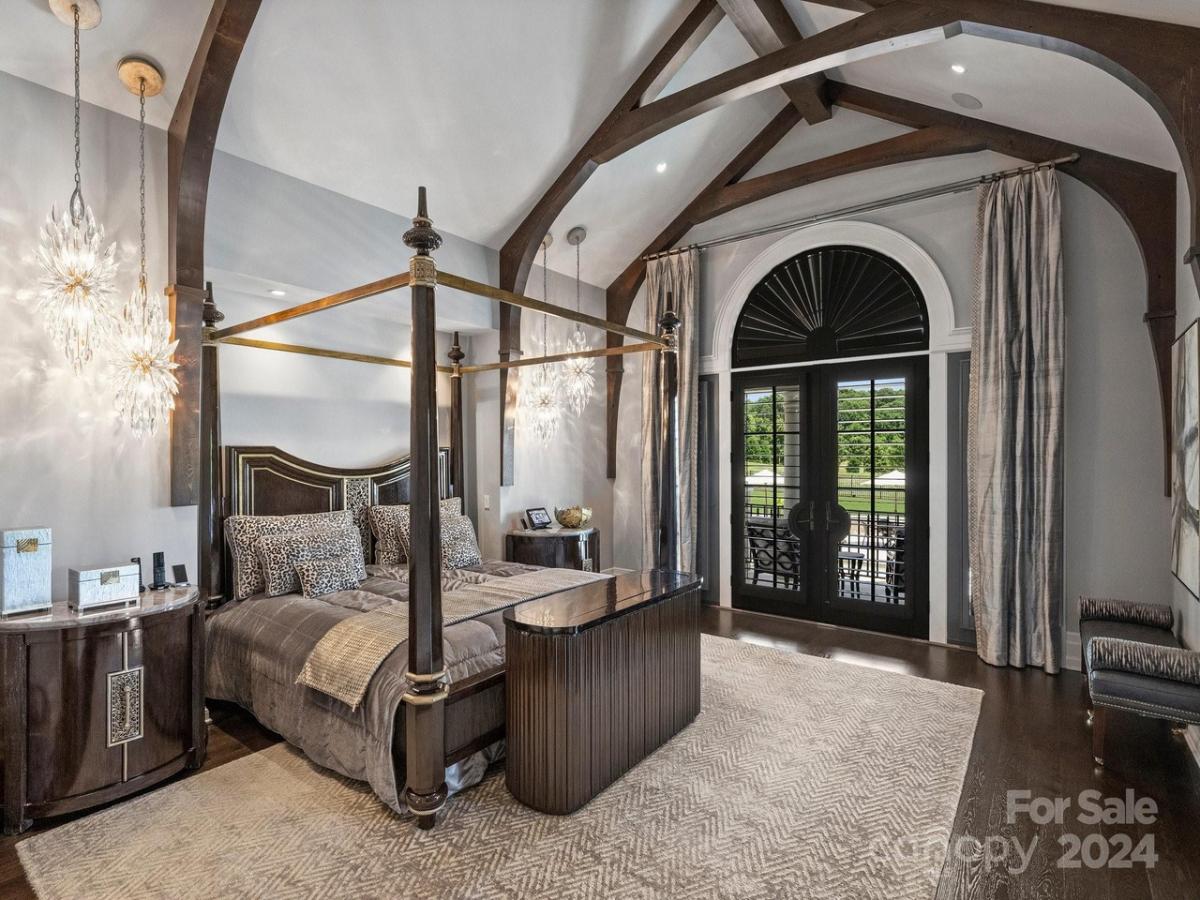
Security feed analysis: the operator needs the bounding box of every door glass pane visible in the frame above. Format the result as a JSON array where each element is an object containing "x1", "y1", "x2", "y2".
[
  {"x1": 742, "y1": 385, "x2": 806, "y2": 595},
  {"x1": 835, "y1": 376, "x2": 907, "y2": 605}
]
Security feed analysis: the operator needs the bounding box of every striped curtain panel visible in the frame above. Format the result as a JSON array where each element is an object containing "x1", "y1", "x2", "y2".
[
  {"x1": 641, "y1": 249, "x2": 699, "y2": 571},
  {"x1": 968, "y1": 169, "x2": 1065, "y2": 673}
]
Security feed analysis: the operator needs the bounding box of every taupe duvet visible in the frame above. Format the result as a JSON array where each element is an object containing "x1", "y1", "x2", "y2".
[{"x1": 206, "y1": 560, "x2": 551, "y2": 814}]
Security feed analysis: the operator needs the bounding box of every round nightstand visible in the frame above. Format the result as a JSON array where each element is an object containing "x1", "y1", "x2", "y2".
[
  {"x1": 504, "y1": 526, "x2": 600, "y2": 572},
  {"x1": 0, "y1": 587, "x2": 206, "y2": 834}
]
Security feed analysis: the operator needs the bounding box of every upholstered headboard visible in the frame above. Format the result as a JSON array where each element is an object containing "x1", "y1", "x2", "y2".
[{"x1": 219, "y1": 445, "x2": 450, "y2": 601}]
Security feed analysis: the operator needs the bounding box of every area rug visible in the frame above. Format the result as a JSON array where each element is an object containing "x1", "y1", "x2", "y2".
[{"x1": 19, "y1": 635, "x2": 981, "y2": 900}]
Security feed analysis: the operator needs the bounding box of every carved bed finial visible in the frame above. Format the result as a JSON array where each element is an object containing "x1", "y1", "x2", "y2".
[
  {"x1": 448, "y1": 331, "x2": 466, "y2": 368},
  {"x1": 202, "y1": 281, "x2": 225, "y2": 327},
  {"x1": 403, "y1": 186, "x2": 443, "y2": 256}
]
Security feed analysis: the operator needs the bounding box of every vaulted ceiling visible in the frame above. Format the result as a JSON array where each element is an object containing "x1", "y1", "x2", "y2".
[{"x1": 1, "y1": 0, "x2": 1194, "y2": 286}]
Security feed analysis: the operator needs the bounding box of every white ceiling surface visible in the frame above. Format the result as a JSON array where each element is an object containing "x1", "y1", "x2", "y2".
[
  {"x1": 0, "y1": 0, "x2": 210, "y2": 129},
  {"x1": 0, "y1": 0, "x2": 1191, "y2": 288}
]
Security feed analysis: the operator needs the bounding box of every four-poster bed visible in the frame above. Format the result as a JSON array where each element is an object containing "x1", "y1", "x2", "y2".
[{"x1": 199, "y1": 188, "x2": 698, "y2": 830}]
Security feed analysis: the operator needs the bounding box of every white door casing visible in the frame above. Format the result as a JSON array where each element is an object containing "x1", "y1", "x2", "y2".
[{"x1": 702, "y1": 220, "x2": 968, "y2": 644}]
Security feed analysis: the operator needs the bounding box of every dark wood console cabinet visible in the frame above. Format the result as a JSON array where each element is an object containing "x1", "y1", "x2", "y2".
[
  {"x1": 504, "y1": 570, "x2": 702, "y2": 814},
  {"x1": 505, "y1": 527, "x2": 599, "y2": 571},
  {"x1": 0, "y1": 588, "x2": 206, "y2": 834}
]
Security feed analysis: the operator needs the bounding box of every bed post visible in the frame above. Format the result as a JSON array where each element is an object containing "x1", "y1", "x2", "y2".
[
  {"x1": 402, "y1": 187, "x2": 448, "y2": 830},
  {"x1": 657, "y1": 304, "x2": 683, "y2": 572},
  {"x1": 199, "y1": 282, "x2": 225, "y2": 608},
  {"x1": 448, "y1": 333, "x2": 466, "y2": 499}
]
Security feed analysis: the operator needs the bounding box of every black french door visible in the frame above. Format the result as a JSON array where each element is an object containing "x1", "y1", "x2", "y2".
[{"x1": 731, "y1": 357, "x2": 928, "y2": 638}]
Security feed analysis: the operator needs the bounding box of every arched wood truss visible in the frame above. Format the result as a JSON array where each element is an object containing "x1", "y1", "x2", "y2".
[{"x1": 170, "y1": 0, "x2": 1197, "y2": 505}]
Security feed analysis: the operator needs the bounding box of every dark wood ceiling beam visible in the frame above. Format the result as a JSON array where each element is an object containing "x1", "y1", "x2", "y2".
[
  {"x1": 593, "y1": 0, "x2": 1200, "y2": 486},
  {"x1": 168, "y1": 0, "x2": 261, "y2": 507},
  {"x1": 716, "y1": 0, "x2": 831, "y2": 123},
  {"x1": 495, "y1": 0, "x2": 724, "y2": 484},
  {"x1": 802, "y1": 0, "x2": 892, "y2": 10},
  {"x1": 695, "y1": 124, "x2": 981, "y2": 220},
  {"x1": 594, "y1": 3, "x2": 960, "y2": 162}
]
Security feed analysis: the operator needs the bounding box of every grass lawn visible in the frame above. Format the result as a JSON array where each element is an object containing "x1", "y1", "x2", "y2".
[{"x1": 744, "y1": 478, "x2": 906, "y2": 516}]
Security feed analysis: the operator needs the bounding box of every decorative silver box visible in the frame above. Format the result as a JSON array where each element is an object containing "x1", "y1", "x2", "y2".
[
  {"x1": 1, "y1": 527, "x2": 53, "y2": 616},
  {"x1": 69, "y1": 563, "x2": 140, "y2": 610}
]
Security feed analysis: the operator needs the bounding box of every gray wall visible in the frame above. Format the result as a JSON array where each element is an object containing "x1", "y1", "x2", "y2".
[
  {"x1": 0, "y1": 69, "x2": 615, "y2": 594},
  {"x1": 0, "y1": 72, "x2": 193, "y2": 596}
]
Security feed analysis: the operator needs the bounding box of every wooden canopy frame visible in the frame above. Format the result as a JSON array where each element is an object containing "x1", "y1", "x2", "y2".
[{"x1": 196, "y1": 186, "x2": 682, "y2": 831}]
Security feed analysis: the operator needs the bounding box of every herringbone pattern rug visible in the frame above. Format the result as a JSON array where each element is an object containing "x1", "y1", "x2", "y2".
[{"x1": 19, "y1": 635, "x2": 981, "y2": 900}]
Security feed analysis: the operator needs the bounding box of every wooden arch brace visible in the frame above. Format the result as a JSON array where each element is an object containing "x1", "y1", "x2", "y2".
[
  {"x1": 603, "y1": 80, "x2": 1178, "y2": 482},
  {"x1": 169, "y1": 0, "x2": 1198, "y2": 500},
  {"x1": 169, "y1": 0, "x2": 261, "y2": 507}
]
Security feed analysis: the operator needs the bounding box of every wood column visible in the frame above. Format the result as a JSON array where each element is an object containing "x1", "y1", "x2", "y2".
[
  {"x1": 198, "y1": 283, "x2": 224, "y2": 608},
  {"x1": 167, "y1": 0, "x2": 260, "y2": 506},
  {"x1": 402, "y1": 188, "x2": 448, "y2": 830},
  {"x1": 657, "y1": 308, "x2": 683, "y2": 572},
  {"x1": 448, "y1": 334, "x2": 465, "y2": 500}
]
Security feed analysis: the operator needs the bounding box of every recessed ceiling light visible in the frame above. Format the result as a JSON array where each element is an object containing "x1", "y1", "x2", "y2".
[
  {"x1": 656, "y1": 161, "x2": 668, "y2": 174},
  {"x1": 951, "y1": 63, "x2": 966, "y2": 74},
  {"x1": 952, "y1": 92, "x2": 983, "y2": 110},
  {"x1": 269, "y1": 289, "x2": 287, "y2": 297}
]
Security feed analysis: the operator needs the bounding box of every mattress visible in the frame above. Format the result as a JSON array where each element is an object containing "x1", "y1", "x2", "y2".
[{"x1": 205, "y1": 561, "x2": 542, "y2": 814}]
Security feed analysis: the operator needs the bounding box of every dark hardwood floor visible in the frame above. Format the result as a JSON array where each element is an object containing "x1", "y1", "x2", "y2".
[{"x1": 3, "y1": 606, "x2": 1199, "y2": 899}]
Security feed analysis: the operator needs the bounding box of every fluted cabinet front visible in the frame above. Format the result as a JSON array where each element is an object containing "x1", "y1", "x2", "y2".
[{"x1": 505, "y1": 588, "x2": 701, "y2": 814}]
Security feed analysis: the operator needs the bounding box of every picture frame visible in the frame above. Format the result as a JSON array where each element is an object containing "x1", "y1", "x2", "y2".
[
  {"x1": 526, "y1": 507, "x2": 553, "y2": 530},
  {"x1": 1171, "y1": 318, "x2": 1200, "y2": 599}
]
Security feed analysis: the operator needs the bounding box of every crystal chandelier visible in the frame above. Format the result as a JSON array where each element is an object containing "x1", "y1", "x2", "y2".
[
  {"x1": 561, "y1": 226, "x2": 594, "y2": 416},
  {"x1": 520, "y1": 236, "x2": 562, "y2": 445},
  {"x1": 36, "y1": 2, "x2": 118, "y2": 374},
  {"x1": 110, "y1": 59, "x2": 178, "y2": 438}
]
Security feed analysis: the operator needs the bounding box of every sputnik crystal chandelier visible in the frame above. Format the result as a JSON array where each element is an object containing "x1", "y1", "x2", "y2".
[
  {"x1": 36, "y1": 1, "x2": 118, "y2": 374},
  {"x1": 560, "y1": 226, "x2": 594, "y2": 416},
  {"x1": 110, "y1": 57, "x2": 178, "y2": 438},
  {"x1": 520, "y1": 235, "x2": 563, "y2": 446}
]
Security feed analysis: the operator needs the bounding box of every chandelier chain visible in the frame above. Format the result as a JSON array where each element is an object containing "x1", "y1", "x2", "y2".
[
  {"x1": 542, "y1": 239, "x2": 549, "y2": 349},
  {"x1": 138, "y1": 77, "x2": 147, "y2": 287},
  {"x1": 70, "y1": 3, "x2": 83, "y2": 223},
  {"x1": 575, "y1": 242, "x2": 581, "y2": 312}
]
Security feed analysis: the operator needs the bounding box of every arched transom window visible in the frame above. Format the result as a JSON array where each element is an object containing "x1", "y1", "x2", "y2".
[{"x1": 732, "y1": 245, "x2": 929, "y2": 368}]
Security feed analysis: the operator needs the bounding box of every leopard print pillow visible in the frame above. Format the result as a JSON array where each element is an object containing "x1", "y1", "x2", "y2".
[
  {"x1": 295, "y1": 555, "x2": 362, "y2": 599},
  {"x1": 255, "y1": 526, "x2": 366, "y2": 598},
  {"x1": 440, "y1": 515, "x2": 482, "y2": 569},
  {"x1": 225, "y1": 511, "x2": 354, "y2": 600},
  {"x1": 369, "y1": 498, "x2": 463, "y2": 565}
]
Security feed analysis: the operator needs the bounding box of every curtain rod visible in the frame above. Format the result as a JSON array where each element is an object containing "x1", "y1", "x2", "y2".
[{"x1": 643, "y1": 153, "x2": 1079, "y2": 260}]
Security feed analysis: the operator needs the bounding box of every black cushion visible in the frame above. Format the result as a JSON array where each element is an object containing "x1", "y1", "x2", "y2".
[{"x1": 1089, "y1": 669, "x2": 1200, "y2": 723}]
